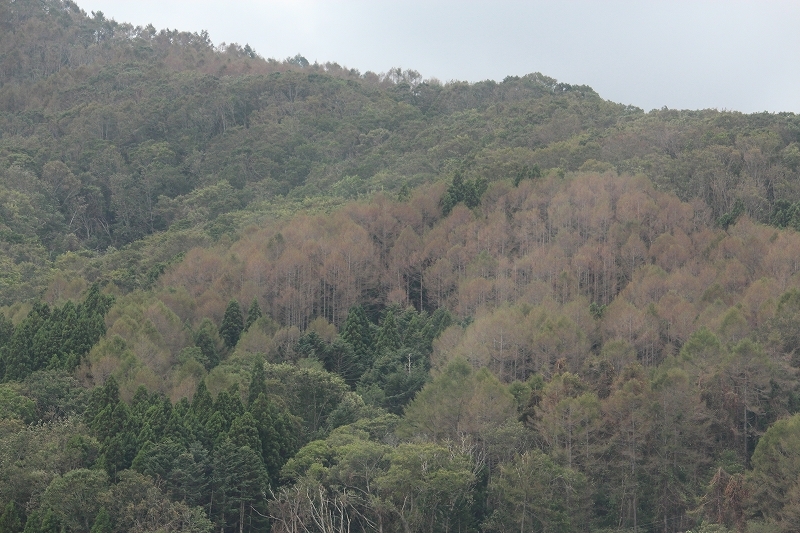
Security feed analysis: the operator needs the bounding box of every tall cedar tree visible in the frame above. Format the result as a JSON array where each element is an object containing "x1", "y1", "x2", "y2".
[
  {"x1": 0, "y1": 502, "x2": 23, "y2": 533},
  {"x1": 0, "y1": 284, "x2": 112, "y2": 382},
  {"x1": 341, "y1": 305, "x2": 373, "y2": 366},
  {"x1": 194, "y1": 319, "x2": 221, "y2": 370},
  {"x1": 440, "y1": 171, "x2": 488, "y2": 216},
  {"x1": 220, "y1": 300, "x2": 244, "y2": 349},
  {"x1": 247, "y1": 358, "x2": 268, "y2": 407},
  {"x1": 244, "y1": 298, "x2": 262, "y2": 331},
  {"x1": 375, "y1": 310, "x2": 401, "y2": 354}
]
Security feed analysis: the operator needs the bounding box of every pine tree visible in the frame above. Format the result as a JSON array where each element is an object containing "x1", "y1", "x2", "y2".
[
  {"x1": 220, "y1": 300, "x2": 244, "y2": 349},
  {"x1": 101, "y1": 402, "x2": 138, "y2": 478},
  {"x1": 164, "y1": 397, "x2": 192, "y2": 446},
  {"x1": 86, "y1": 375, "x2": 121, "y2": 428},
  {"x1": 214, "y1": 388, "x2": 244, "y2": 431},
  {"x1": 249, "y1": 393, "x2": 279, "y2": 480},
  {"x1": 421, "y1": 308, "x2": 453, "y2": 354},
  {"x1": 244, "y1": 298, "x2": 262, "y2": 332}
]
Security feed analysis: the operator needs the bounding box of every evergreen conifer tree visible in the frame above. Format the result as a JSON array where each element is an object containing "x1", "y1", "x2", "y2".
[
  {"x1": 376, "y1": 310, "x2": 401, "y2": 353},
  {"x1": 0, "y1": 502, "x2": 22, "y2": 533},
  {"x1": 194, "y1": 319, "x2": 221, "y2": 370},
  {"x1": 229, "y1": 412, "x2": 262, "y2": 452},
  {"x1": 220, "y1": 300, "x2": 244, "y2": 349},
  {"x1": 2, "y1": 301, "x2": 49, "y2": 381},
  {"x1": 89, "y1": 508, "x2": 112, "y2": 533},
  {"x1": 244, "y1": 298, "x2": 262, "y2": 331},
  {"x1": 341, "y1": 305, "x2": 373, "y2": 367},
  {"x1": 21, "y1": 509, "x2": 60, "y2": 533},
  {"x1": 191, "y1": 380, "x2": 213, "y2": 421},
  {"x1": 247, "y1": 358, "x2": 268, "y2": 407}
]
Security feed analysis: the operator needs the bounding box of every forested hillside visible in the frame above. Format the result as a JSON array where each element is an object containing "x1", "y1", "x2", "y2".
[{"x1": 2, "y1": 1, "x2": 800, "y2": 532}]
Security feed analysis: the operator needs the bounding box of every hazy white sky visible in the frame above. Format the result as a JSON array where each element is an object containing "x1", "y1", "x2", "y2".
[{"x1": 77, "y1": 0, "x2": 800, "y2": 114}]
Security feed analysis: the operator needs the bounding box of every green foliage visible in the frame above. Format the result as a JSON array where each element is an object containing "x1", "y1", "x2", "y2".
[
  {"x1": 295, "y1": 331, "x2": 366, "y2": 388},
  {"x1": 250, "y1": 392, "x2": 299, "y2": 482},
  {"x1": 400, "y1": 359, "x2": 516, "y2": 441},
  {"x1": 512, "y1": 163, "x2": 542, "y2": 187},
  {"x1": 41, "y1": 469, "x2": 108, "y2": 533},
  {"x1": 211, "y1": 440, "x2": 269, "y2": 531},
  {"x1": 0, "y1": 502, "x2": 23, "y2": 533},
  {"x1": 0, "y1": 384, "x2": 36, "y2": 424},
  {"x1": 243, "y1": 298, "x2": 262, "y2": 332},
  {"x1": 375, "y1": 309, "x2": 401, "y2": 353},
  {"x1": 0, "y1": 285, "x2": 112, "y2": 382},
  {"x1": 376, "y1": 442, "x2": 477, "y2": 533},
  {"x1": 718, "y1": 198, "x2": 745, "y2": 230},
  {"x1": 194, "y1": 319, "x2": 222, "y2": 370},
  {"x1": 21, "y1": 509, "x2": 60, "y2": 533},
  {"x1": 89, "y1": 507, "x2": 111, "y2": 533},
  {"x1": 262, "y1": 363, "x2": 350, "y2": 441},
  {"x1": 340, "y1": 305, "x2": 373, "y2": 367},
  {"x1": 219, "y1": 300, "x2": 244, "y2": 349},
  {"x1": 5, "y1": 3, "x2": 800, "y2": 531},
  {"x1": 440, "y1": 171, "x2": 489, "y2": 216},
  {"x1": 484, "y1": 449, "x2": 589, "y2": 533},
  {"x1": 749, "y1": 413, "x2": 800, "y2": 530}
]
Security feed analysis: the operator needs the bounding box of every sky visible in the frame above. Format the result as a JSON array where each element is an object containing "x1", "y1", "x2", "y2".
[{"x1": 77, "y1": 0, "x2": 800, "y2": 114}]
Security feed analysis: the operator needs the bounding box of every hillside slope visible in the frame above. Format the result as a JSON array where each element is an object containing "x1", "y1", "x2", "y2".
[{"x1": 2, "y1": 2, "x2": 800, "y2": 533}]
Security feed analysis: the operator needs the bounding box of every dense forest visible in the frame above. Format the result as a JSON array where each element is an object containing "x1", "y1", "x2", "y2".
[{"x1": 2, "y1": 1, "x2": 800, "y2": 532}]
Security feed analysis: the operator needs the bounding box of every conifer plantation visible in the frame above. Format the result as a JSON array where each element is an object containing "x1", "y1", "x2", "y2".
[{"x1": 2, "y1": 1, "x2": 800, "y2": 532}]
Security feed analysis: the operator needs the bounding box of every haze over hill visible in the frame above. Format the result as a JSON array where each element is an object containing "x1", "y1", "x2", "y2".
[{"x1": 2, "y1": 2, "x2": 800, "y2": 533}]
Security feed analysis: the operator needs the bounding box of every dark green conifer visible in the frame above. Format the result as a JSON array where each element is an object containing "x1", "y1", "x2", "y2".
[
  {"x1": 101, "y1": 401, "x2": 138, "y2": 478},
  {"x1": 220, "y1": 299, "x2": 244, "y2": 349},
  {"x1": 2, "y1": 301, "x2": 49, "y2": 382},
  {"x1": 21, "y1": 509, "x2": 59, "y2": 533},
  {"x1": 421, "y1": 308, "x2": 454, "y2": 354},
  {"x1": 191, "y1": 380, "x2": 213, "y2": 421},
  {"x1": 323, "y1": 337, "x2": 364, "y2": 387},
  {"x1": 85, "y1": 375, "x2": 121, "y2": 427},
  {"x1": 194, "y1": 319, "x2": 221, "y2": 370},
  {"x1": 244, "y1": 298, "x2": 262, "y2": 331},
  {"x1": 341, "y1": 305, "x2": 372, "y2": 366},
  {"x1": 0, "y1": 313, "x2": 12, "y2": 380},
  {"x1": 211, "y1": 440, "x2": 269, "y2": 532},
  {"x1": 247, "y1": 358, "x2": 268, "y2": 407},
  {"x1": 376, "y1": 310, "x2": 401, "y2": 353},
  {"x1": 295, "y1": 331, "x2": 327, "y2": 360},
  {"x1": 89, "y1": 508, "x2": 111, "y2": 533},
  {"x1": 0, "y1": 502, "x2": 22, "y2": 533},
  {"x1": 171, "y1": 443, "x2": 210, "y2": 508},
  {"x1": 229, "y1": 412, "x2": 262, "y2": 452},
  {"x1": 164, "y1": 397, "x2": 192, "y2": 446},
  {"x1": 204, "y1": 411, "x2": 229, "y2": 450}
]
